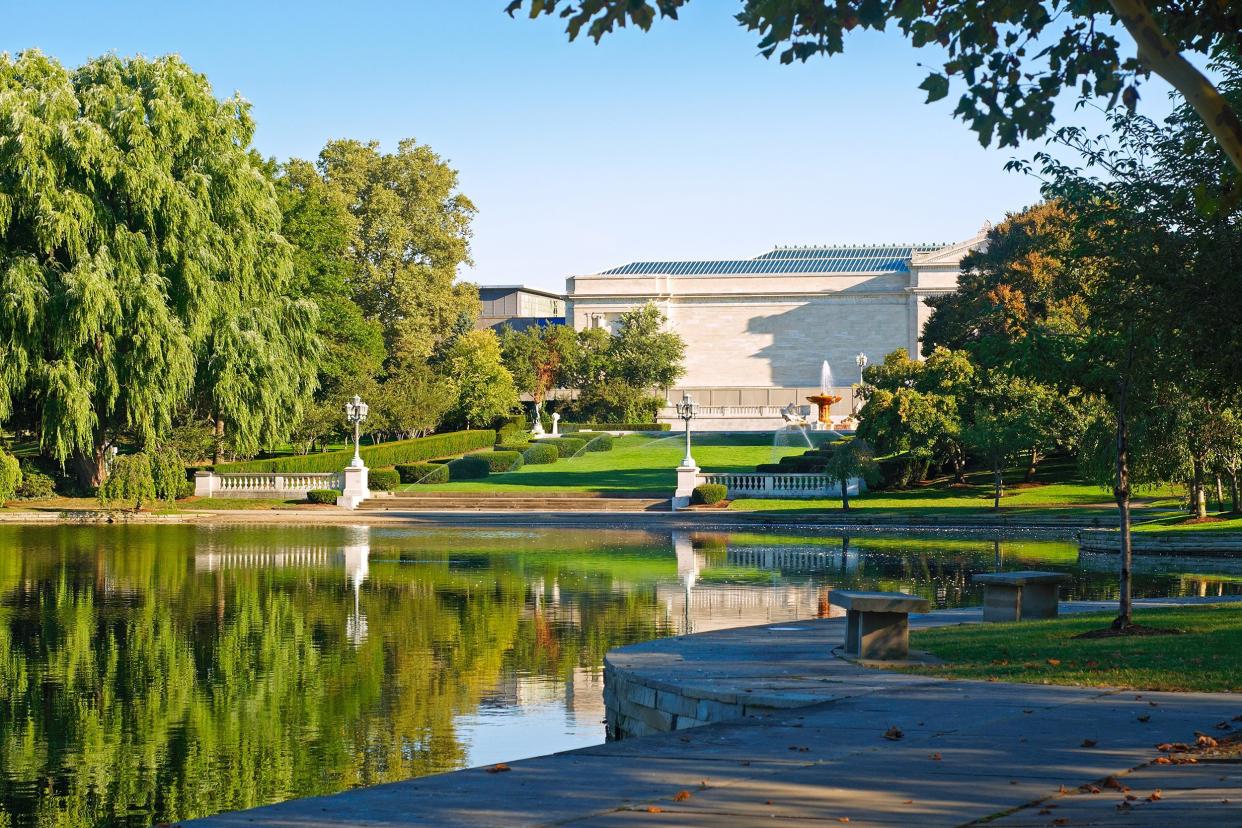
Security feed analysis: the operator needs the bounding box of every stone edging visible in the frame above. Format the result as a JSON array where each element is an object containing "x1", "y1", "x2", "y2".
[{"x1": 1078, "y1": 527, "x2": 1242, "y2": 555}]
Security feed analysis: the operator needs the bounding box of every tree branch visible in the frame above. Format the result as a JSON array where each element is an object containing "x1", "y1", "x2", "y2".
[{"x1": 1108, "y1": 0, "x2": 1242, "y2": 174}]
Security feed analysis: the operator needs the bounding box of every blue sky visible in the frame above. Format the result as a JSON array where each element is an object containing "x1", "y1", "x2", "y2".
[{"x1": 4, "y1": 2, "x2": 1174, "y2": 293}]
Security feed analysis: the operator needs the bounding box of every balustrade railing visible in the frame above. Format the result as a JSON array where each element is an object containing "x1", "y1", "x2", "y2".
[
  {"x1": 695, "y1": 471, "x2": 862, "y2": 499},
  {"x1": 195, "y1": 471, "x2": 343, "y2": 499}
]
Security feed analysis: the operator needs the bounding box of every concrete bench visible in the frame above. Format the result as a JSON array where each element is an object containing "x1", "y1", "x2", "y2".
[
  {"x1": 972, "y1": 571, "x2": 1070, "y2": 622},
  {"x1": 829, "y1": 590, "x2": 931, "y2": 661}
]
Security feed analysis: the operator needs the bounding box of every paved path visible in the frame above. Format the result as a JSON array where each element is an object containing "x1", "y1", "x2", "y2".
[{"x1": 187, "y1": 599, "x2": 1242, "y2": 827}]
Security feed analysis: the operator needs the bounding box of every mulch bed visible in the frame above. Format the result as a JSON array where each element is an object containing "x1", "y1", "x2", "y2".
[{"x1": 1074, "y1": 624, "x2": 1184, "y2": 639}]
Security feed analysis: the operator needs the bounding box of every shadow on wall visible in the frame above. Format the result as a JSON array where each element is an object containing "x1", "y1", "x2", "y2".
[{"x1": 746, "y1": 291, "x2": 911, "y2": 389}]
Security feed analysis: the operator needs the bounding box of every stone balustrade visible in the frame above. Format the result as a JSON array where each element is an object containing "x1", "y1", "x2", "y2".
[
  {"x1": 194, "y1": 471, "x2": 343, "y2": 500},
  {"x1": 696, "y1": 471, "x2": 863, "y2": 499}
]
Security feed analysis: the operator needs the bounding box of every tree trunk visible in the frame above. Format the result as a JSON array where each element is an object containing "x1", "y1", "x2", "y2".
[
  {"x1": 1190, "y1": 458, "x2": 1207, "y2": 519},
  {"x1": 840, "y1": 475, "x2": 850, "y2": 511},
  {"x1": 212, "y1": 418, "x2": 225, "y2": 465},
  {"x1": 1230, "y1": 471, "x2": 1240, "y2": 514},
  {"x1": 992, "y1": 461, "x2": 1003, "y2": 511},
  {"x1": 952, "y1": 447, "x2": 966, "y2": 484},
  {"x1": 1024, "y1": 448, "x2": 1042, "y2": 483},
  {"x1": 1113, "y1": 394, "x2": 1134, "y2": 631},
  {"x1": 1215, "y1": 475, "x2": 1224, "y2": 513},
  {"x1": 74, "y1": 442, "x2": 110, "y2": 490}
]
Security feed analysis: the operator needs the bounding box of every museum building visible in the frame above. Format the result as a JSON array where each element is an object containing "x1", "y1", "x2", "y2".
[{"x1": 565, "y1": 229, "x2": 986, "y2": 430}]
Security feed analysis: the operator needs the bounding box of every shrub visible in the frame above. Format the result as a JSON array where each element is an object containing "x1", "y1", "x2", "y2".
[
  {"x1": 149, "y1": 446, "x2": 187, "y2": 502},
  {"x1": 522, "y1": 443, "x2": 559, "y2": 465},
  {"x1": 754, "y1": 463, "x2": 784, "y2": 474},
  {"x1": 307, "y1": 489, "x2": 338, "y2": 504},
  {"x1": 574, "y1": 432, "x2": 614, "y2": 452},
  {"x1": 396, "y1": 463, "x2": 449, "y2": 484},
  {"x1": 98, "y1": 453, "x2": 156, "y2": 511},
  {"x1": 874, "y1": 454, "x2": 929, "y2": 489},
  {"x1": 562, "y1": 422, "x2": 670, "y2": 432},
  {"x1": 496, "y1": 440, "x2": 532, "y2": 452},
  {"x1": 542, "y1": 437, "x2": 587, "y2": 458},
  {"x1": 692, "y1": 483, "x2": 728, "y2": 505},
  {"x1": 215, "y1": 430, "x2": 497, "y2": 473},
  {"x1": 484, "y1": 450, "x2": 524, "y2": 473},
  {"x1": 15, "y1": 464, "x2": 55, "y2": 500},
  {"x1": 447, "y1": 455, "x2": 490, "y2": 480},
  {"x1": 368, "y1": 468, "x2": 401, "y2": 491},
  {"x1": 497, "y1": 421, "x2": 525, "y2": 445},
  {"x1": 0, "y1": 451, "x2": 20, "y2": 506}
]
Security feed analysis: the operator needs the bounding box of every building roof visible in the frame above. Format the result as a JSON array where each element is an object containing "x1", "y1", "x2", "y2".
[
  {"x1": 478, "y1": 284, "x2": 566, "y2": 301},
  {"x1": 598, "y1": 243, "x2": 947, "y2": 276}
]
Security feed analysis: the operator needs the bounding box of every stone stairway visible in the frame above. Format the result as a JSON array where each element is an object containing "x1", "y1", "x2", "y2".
[{"x1": 359, "y1": 491, "x2": 671, "y2": 512}]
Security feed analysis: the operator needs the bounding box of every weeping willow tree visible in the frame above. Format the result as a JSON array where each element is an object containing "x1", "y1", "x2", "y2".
[{"x1": 0, "y1": 51, "x2": 318, "y2": 485}]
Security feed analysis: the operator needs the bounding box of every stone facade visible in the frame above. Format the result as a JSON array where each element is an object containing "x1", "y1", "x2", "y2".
[{"x1": 566, "y1": 231, "x2": 986, "y2": 429}]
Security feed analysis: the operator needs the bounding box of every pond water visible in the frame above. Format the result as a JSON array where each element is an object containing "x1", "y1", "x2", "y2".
[{"x1": 1, "y1": 523, "x2": 1239, "y2": 826}]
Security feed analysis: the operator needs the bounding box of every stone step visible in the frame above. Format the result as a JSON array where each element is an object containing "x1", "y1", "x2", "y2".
[{"x1": 361, "y1": 495, "x2": 670, "y2": 512}]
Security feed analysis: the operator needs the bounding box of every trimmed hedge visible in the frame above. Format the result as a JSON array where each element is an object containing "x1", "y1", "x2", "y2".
[
  {"x1": 562, "y1": 422, "x2": 671, "y2": 432},
  {"x1": 307, "y1": 489, "x2": 337, "y2": 504},
  {"x1": 541, "y1": 437, "x2": 587, "y2": 458},
  {"x1": 574, "y1": 432, "x2": 614, "y2": 452},
  {"x1": 522, "y1": 443, "x2": 559, "y2": 465},
  {"x1": 497, "y1": 421, "x2": 526, "y2": 445},
  {"x1": 692, "y1": 483, "x2": 728, "y2": 505},
  {"x1": 483, "y1": 450, "x2": 524, "y2": 473},
  {"x1": 396, "y1": 463, "x2": 449, "y2": 484},
  {"x1": 496, "y1": 440, "x2": 532, "y2": 452},
  {"x1": 368, "y1": 468, "x2": 401, "y2": 491},
  {"x1": 447, "y1": 455, "x2": 490, "y2": 480},
  {"x1": 215, "y1": 430, "x2": 496, "y2": 473}
]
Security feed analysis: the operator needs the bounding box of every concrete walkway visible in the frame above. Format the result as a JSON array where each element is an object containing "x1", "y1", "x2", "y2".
[{"x1": 187, "y1": 599, "x2": 1242, "y2": 827}]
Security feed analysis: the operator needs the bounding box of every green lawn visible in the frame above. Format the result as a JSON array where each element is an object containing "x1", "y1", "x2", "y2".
[
  {"x1": 903, "y1": 604, "x2": 1242, "y2": 692},
  {"x1": 1134, "y1": 513, "x2": 1242, "y2": 532},
  {"x1": 399, "y1": 433, "x2": 816, "y2": 494}
]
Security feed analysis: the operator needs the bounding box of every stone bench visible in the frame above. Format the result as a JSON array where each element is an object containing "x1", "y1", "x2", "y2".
[
  {"x1": 829, "y1": 590, "x2": 931, "y2": 661},
  {"x1": 972, "y1": 571, "x2": 1070, "y2": 622}
]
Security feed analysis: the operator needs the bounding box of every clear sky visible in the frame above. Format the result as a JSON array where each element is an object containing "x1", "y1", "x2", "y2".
[{"x1": 3, "y1": 2, "x2": 1173, "y2": 293}]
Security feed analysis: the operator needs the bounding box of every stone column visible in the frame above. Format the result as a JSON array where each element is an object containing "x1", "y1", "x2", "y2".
[
  {"x1": 336, "y1": 465, "x2": 369, "y2": 510},
  {"x1": 551, "y1": 412, "x2": 560, "y2": 436},
  {"x1": 672, "y1": 464, "x2": 699, "y2": 510},
  {"x1": 193, "y1": 471, "x2": 217, "y2": 498}
]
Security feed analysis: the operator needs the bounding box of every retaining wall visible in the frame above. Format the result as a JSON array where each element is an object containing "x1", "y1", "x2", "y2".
[{"x1": 1078, "y1": 528, "x2": 1242, "y2": 555}]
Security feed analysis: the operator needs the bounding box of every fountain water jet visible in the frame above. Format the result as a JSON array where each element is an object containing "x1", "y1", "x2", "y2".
[{"x1": 805, "y1": 360, "x2": 843, "y2": 431}]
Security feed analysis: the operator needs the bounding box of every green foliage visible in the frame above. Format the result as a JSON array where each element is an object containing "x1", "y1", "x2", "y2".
[
  {"x1": 482, "y1": 451, "x2": 524, "y2": 473},
  {"x1": 215, "y1": 430, "x2": 496, "y2": 473},
  {"x1": 443, "y1": 330, "x2": 519, "y2": 429},
  {"x1": 316, "y1": 138, "x2": 478, "y2": 362},
  {"x1": 98, "y1": 454, "x2": 156, "y2": 511},
  {"x1": 497, "y1": 421, "x2": 526, "y2": 445},
  {"x1": 395, "y1": 462, "x2": 450, "y2": 484},
  {"x1": 149, "y1": 447, "x2": 188, "y2": 503},
  {"x1": 823, "y1": 439, "x2": 880, "y2": 509},
  {"x1": 521, "y1": 443, "x2": 559, "y2": 465},
  {"x1": 14, "y1": 463, "x2": 54, "y2": 499},
  {"x1": 368, "y1": 468, "x2": 401, "y2": 491},
  {"x1": 691, "y1": 483, "x2": 728, "y2": 505},
  {"x1": 500, "y1": 324, "x2": 579, "y2": 404},
  {"x1": 306, "y1": 489, "x2": 338, "y2": 504},
  {"x1": 541, "y1": 437, "x2": 587, "y2": 458},
  {"x1": 372, "y1": 362, "x2": 455, "y2": 440},
  {"x1": 562, "y1": 422, "x2": 670, "y2": 432},
  {"x1": 496, "y1": 440, "x2": 533, "y2": 453},
  {"x1": 506, "y1": 1, "x2": 1242, "y2": 174},
  {"x1": 0, "y1": 52, "x2": 319, "y2": 485},
  {"x1": 447, "y1": 455, "x2": 490, "y2": 480},
  {"x1": 564, "y1": 304, "x2": 684, "y2": 421},
  {"x1": 0, "y1": 451, "x2": 19, "y2": 506}
]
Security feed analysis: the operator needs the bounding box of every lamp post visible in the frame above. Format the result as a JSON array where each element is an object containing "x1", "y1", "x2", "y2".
[
  {"x1": 852, "y1": 353, "x2": 869, "y2": 418},
  {"x1": 345, "y1": 394, "x2": 369, "y2": 469},
  {"x1": 675, "y1": 392, "x2": 698, "y2": 468}
]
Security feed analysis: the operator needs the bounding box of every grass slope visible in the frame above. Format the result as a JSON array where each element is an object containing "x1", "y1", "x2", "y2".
[{"x1": 904, "y1": 604, "x2": 1242, "y2": 692}]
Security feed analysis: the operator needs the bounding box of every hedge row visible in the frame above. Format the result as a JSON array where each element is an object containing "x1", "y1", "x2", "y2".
[
  {"x1": 396, "y1": 463, "x2": 449, "y2": 484},
  {"x1": 214, "y1": 430, "x2": 496, "y2": 473},
  {"x1": 562, "y1": 422, "x2": 671, "y2": 432},
  {"x1": 368, "y1": 468, "x2": 401, "y2": 491},
  {"x1": 522, "y1": 443, "x2": 559, "y2": 465}
]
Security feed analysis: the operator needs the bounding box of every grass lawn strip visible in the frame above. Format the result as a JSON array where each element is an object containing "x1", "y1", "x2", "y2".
[{"x1": 903, "y1": 604, "x2": 1242, "y2": 693}]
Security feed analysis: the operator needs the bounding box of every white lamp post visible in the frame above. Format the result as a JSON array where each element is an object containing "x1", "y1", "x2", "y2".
[
  {"x1": 675, "y1": 392, "x2": 698, "y2": 468},
  {"x1": 852, "y1": 353, "x2": 869, "y2": 419},
  {"x1": 345, "y1": 394, "x2": 369, "y2": 468}
]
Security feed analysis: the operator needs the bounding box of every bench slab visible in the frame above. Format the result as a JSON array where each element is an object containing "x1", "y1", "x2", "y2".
[
  {"x1": 828, "y1": 590, "x2": 930, "y2": 614},
  {"x1": 972, "y1": 571, "x2": 1066, "y2": 622},
  {"x1": 973, "y1": 571, "x2": 1070, "y2": 587}
]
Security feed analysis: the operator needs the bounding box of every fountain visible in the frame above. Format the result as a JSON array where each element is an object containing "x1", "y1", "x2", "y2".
[{"x1": 805, "y1": 360, "x2": 842, "y2": 431}]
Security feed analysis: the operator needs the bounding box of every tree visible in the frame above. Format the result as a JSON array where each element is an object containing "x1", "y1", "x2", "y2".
[
  {"x1": 0, "y1": 52, "x2": 318, "y2": 485},
  {"x1": 373, "y1": 363, "x2": 455, "y2": 440},
  {"x1": 98, "y1": 453, "x2": 156, "y2": 512},
  {"x1": 824, "y1": 438, "x2": 879, "y2": 511},
  {"x1": 500, "y1": 324, "x2": 580, "y2": 421},
  {"x1": 507, "y1": 1, "x2": 1242, "y2": 173},
  {"x1": 1209, "y1": 408, "x2": 1242, "y2": 513},
  {"x1": 149, "y1": 446, "x2": 187, "y2": 503},
  {"x1": 962, "y1": 374, "x2": 1057, "y2": 509},
  {"x1": 443, "y1": 331, "x2": 519, "y2": 429},
  {"x1": 0, "y1": 450, "x2": 20, "y2": 506},
  {"x1": 317, "y1": 139, "x2": 479, "y2": 363}
]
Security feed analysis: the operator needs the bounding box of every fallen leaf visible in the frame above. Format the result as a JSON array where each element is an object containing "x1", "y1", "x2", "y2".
[
  {"x1": 1038, "y1": 808, "x2": 1051, "y2": 815},
  {"x1": 1148, "y1": 789, "x2": 1163, "y2": 801},
  {"x1": 646, "y1": 806, "x2": 664, "y2": 813},
  {"x1": 1081, "y1": 739, "x2": 1097, "y2": 748},
  {"x1": 1126, "y1": 794, "x2": 1138, "y2": 801},
  {"x1": 836, "y1": 819, "x2": 850, "y2": 824},
  {"x1": 1058, "y1": 784, "x2": 1069, "y2": 794},
  {"x1": 1155, "y1": 757, "x2": 1172, "y2": 764},
  {"x1": 1197, "y1": 735, "x2": 1219, "y2": 749},
  {"x1": 1103, "y1": 777, "x2": 1123, "y2": 790},
  {"x1": 1047, "y1": 658, "x2": 1061, "y2": 667},
  {"x1": 1052, "y1": 819, "x2": 1068, "y2": 826},
  {"x1": 673, "y1": 791, "x2": 691, "y2": 802},
  {"x1": 1086, "y1": 785, "x2": 1101, "y2": 795},
  {"x1": 883, "y1": 726, "x2": 904, "y2": 741},
  {"x1": 929, "y1": 752, "x2": 942, "y2": 761},
  {"x1": 1137, "y1": 714, "x2": 1151, "y2": 723},
  {"x1": 486, "y1": 763, "x2": 511, "y2": 774}
]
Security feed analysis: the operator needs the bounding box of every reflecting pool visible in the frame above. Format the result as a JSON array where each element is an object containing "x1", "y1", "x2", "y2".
[{"x1": 1, "y1": 523, "x2": 1238, "y2": 826}]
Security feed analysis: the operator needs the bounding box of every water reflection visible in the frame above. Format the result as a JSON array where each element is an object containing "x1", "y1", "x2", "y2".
[{"x1": 0, "y1": 523, "x2": 1238, "y2": 827}]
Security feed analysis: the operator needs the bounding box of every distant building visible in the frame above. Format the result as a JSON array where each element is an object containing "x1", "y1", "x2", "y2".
[
  {"x1": 477, "y1": 285, "x2": 566, "y2": 332},
  {"x1": 565, "y1": 229, "x2": 986, "y2": 430}
]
